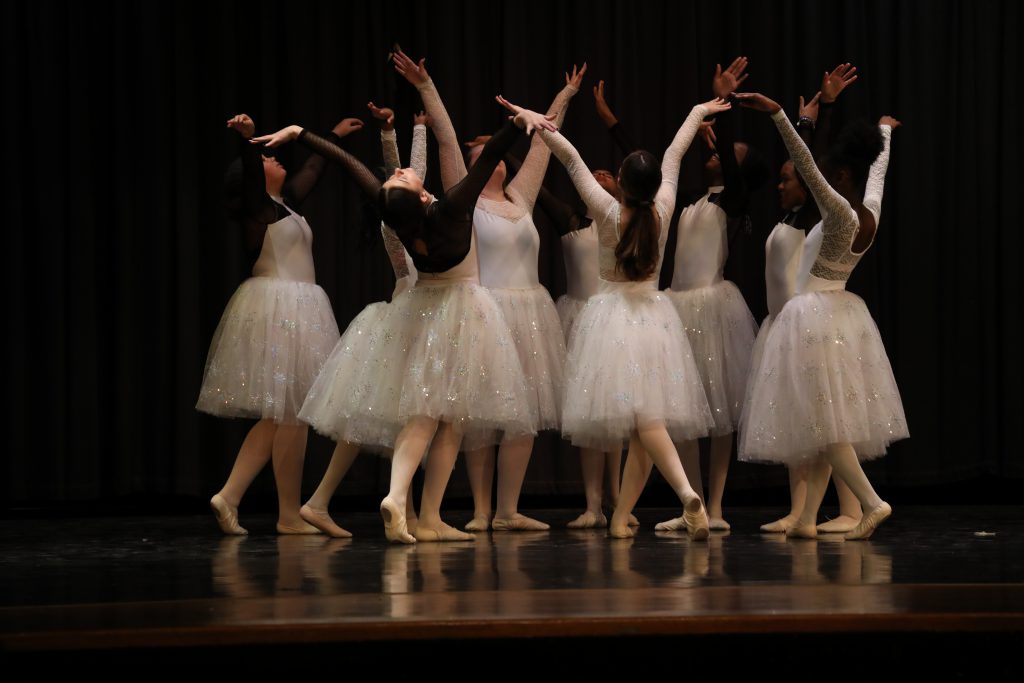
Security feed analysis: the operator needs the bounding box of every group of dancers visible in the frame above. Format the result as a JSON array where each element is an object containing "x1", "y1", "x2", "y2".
[{"x1": 197, "y1": 51, "x2": 908, "y2": 545}]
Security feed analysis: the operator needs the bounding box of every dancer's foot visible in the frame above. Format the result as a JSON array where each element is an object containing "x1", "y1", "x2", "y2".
[
  {"x1": 414, "y1": 521, "x2": 475, "y2": 542},
  {"x1": 210, "y1": 494, "x2": 247, "y2": 536},
  {"x1": 654, "y1": 515, "x2": 686, "y2": 532},
  {"x1": 816, "y1": 515, "x2": 862, "y2": 534},
  {"x1": 407, "y1": 514, "x2": 420, "y2": 536},
  {"x1": 682, "y1": 496, "x2": 710, "y2": 541},
  {"x1": 300, "y1": 504, "x2": 352, "y2": 538},
  {"x1": 464, "y1": 514, "x2": 492, "y2": 532},
  {"x1": 709, "y1": 517, "x2": 731, "y2": 531},
  {"x1": 380, "y1": 497, "x2": 416, "y2": 544},
  {"x1": 785, "y1": 523, "x2": 819, "y2": 540},
  {"x1": 845, "y1": 502, "x2": 892, "y2": 540},
  {"x1": 491, "y1": 514, "x2": 550, "y2": 531},
  {"x1": 276, "y1": 520, "x2": 321, "y2": 535},
  {"x1": 567, "y1": 511, "x2": 608, "y2": 529},
  {"x1": 760, "y1": 514, "x2": 798, "y2": 533}
]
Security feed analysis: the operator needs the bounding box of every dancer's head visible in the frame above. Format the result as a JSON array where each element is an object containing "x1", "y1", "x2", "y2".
[
  {"x1": 593, "y1": 169, "x2": 621, "y2": 199},
  {"x1": 778, "y1": 159, "x2": 808, "y2": 211},
  {"x1": 614, "y1": 150, "x2": 662, "y2": 281},
  {"x1": 822, "y1": 119, "x2": 884, "y2": 198},
  {"x1": 262, "y1": 155, "x2": 287, "y2": 195},
  {"x1": 379, "y1": 167, "x2": 431, "y2": 243}
]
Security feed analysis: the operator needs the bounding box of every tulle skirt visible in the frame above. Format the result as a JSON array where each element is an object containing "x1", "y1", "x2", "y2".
[
  {"x1": 487, "y1": 286, "x2": 565, "y2": 431},
  {"x1": 297, "y1": 280, "x2": 536, "y2": 453},
  {"x1": 555, "y1": 294, "x2": 588, "y2": 340},
  {"x1": 196, "y1": 277, "x2": 340, "y2": 424},
  {"x1": 664, "y1": 280, "x2": 758, "y2": 436},
  {"x1": 739, "y1": 290, "x2": 909, "y2": 465},
  {"x1": 561, "y1": 281, "x2": 714, "y2": 452}
]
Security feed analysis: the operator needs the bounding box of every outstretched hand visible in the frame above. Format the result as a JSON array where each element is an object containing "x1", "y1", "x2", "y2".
[
  {"x1": 733, "y1": 92, "x2": 781, "y2": 114},
  {"x1": 592, "y1": 79, "x2": 618, "y2": 127},
  {"x1": 701, "y1": 97, "x2": 733, "y2": 115},
  {"x1": 821, "y1": 63, "x2": 858, "y2": 103},
  {"x1": 699, "y1": 120, "x2": 717, "y2": 150},
  {"x1": 367, "y1": 101, "x2": 395, "y2": 130},
  {"x1": 393, "y1": 49, "x2": 430, "y2": 86},
  {"x1": 565, "y1": 62, "x2": 588, "y2": 90},
  {"x1": 799, "y1": 91, "x2": 822, "y2": 122},
  {"x1": 227, "y1": 113, "x2": 255, "y2": 139},
  {"x1": 333, "y1": 118, "x2": 365, "y2": 137},
  {"x1": 879, "y1": 115, "x2": 902, "y2": 130},
  {"x1": 413, "y1": 110, "x2": 431, "y2": 127},
  {"x1": 250, "y1": 125, "x2": 302, "y2": 148},
  {"x1": 712, "y1": 56, "x2": 749, "y2": 99},
  {"x1": 495, "y1": 95, "x2": 558, "y2": 134}
]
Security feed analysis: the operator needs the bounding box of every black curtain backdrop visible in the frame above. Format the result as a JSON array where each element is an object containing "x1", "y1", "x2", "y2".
[{"x1": 4, "y1": 0, "x2": 1021, "y2": 504}]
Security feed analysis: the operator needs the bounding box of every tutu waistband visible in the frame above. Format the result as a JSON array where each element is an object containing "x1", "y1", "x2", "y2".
[{"x1": 598, "y1": 279, "x2": 659, "y2": 294}]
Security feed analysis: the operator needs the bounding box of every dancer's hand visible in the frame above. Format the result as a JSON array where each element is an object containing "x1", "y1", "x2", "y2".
[
  {"x1": 227, "y1": 113, "x2": 255, "y2": 139},
  {"x1": 250, "y1": 125, "x2": 302, "y2": 148},
  {"x1": 592, "y1": 80, "x2": 618, "y2": 127},
  {"x1": 333, "y1": 118, "x2": 365, "y2": 137},
  {"x1": 733, "y1": 92, "x2": 781, "y2": 114},
  {"x1": 879, "y1": 115, "x2": 901, "y2": 130},
  {"x1": 701, "y1": 97, "x2": 733, "y2": 115},
  {"x1": 393, "y1": 49, "x2": 430, "y2": 86},
  {"x1": 413, "y1": 110, "x2": 431, "y2": 127},
  {"x1": 799, "y1": 91, "x2": 821, "y2": 123},
  {"x1": 699, "y1": 120, "x2": 717, "y2": 149},
  {"x1": 821, "y1": 63, "x2": 858, "y2": 103},
  {"x1": 496, "y1": 96, "x2": 558, "y2": 134},
  {"x1": 368, "y1": 101, "x2": 395, "y2": 130},
  {"x1": 565, "y1": 62, "x2": 588, "y2": 90},
  {"x1": 712, "y1": 56, "x2": 749, "y2": 99}
]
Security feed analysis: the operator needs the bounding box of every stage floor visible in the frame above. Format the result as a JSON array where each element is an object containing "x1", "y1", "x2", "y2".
[{"x1": 2, "y1": 506, "x2": 1023, "y2": 653}]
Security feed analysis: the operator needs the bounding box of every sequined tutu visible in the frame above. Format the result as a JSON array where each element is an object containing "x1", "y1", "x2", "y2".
[
  {"x1": 555, "y1": 294, "x2": 588, "y2": 340},
  {"x1": 196, "y1": 276, "x2": 340, "y2": 424},
  {"x1": 739, "y1": 290, "x2": 908, "y2": 464},
  {"x1": 737, "y1": 314, "x2": 774, "y2": 433},
  {"x1": 487, "y1": 286, "x2": 565, "y2": 431},
  {"x1": 298, "y1": 280, "x2": 536, "y2": 453},
  {"x1": 664, "y1": 280, "x2": 758, "y2": 436},
  {"x1": 561, "y1": 281, "x2": 714, "y2": 451}
]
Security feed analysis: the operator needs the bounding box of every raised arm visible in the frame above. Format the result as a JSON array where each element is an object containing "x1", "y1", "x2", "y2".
[
  {"x1": 593, "y1": 80, "x2": 637, "y2": 156},
  {"x1": 410, "y1": 111, "x2": 429, "y2": 179},
  {"x1": 507, "y1": 64, "x2": 585, "y2": 210},
  {"x1": 443, "y1": 120, "x2": 524, "y2": 217},
  {"x1": 507, "y1": 150, "x2": 592, "y2": 236},
  {"x1": 710, "y1": 57, "x2": 750, "y2": 217},
  {"x1": 654, "y1": 101, "x2": 724, "y2": 214},
  {"x1": 537, "y1": 128, "x2": 619, "y2": 226},
  {"x1": 392, "y1": 50, "x2": 467, "y2": 192},
  {"x1": 863, "y1": 120, "x2": 896, "y2": 223}
]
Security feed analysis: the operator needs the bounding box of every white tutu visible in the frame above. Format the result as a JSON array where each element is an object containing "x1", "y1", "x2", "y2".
[
  {"x1": 738, "y1": 314, "x2": 773, "y2": 432},
  {"x1": 487, "y1": 286, "x2": 565, "y2": 431},
  {"x1": 561, "y1": 281, "x2": 714, "y2": 451},
  {"x1": 555, "y1": 294, "x2": 588, "y2": 341},
  {"x1": 196, "y1": 277, "x2": 340, "y2": 424},
  {"x1": 298, "y1": 280, "x2": 536, "y2": 453},
  {"x1": 664, "y1": 280, "x2": 758, "y2": 436},
  {"x1": 739, "y1": 290, "x2": 908, "y2": 464}
]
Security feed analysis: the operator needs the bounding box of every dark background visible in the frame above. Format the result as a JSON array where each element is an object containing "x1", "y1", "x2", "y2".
[{"x1": 4, "y1": 0, "x2": 1021, "y2": 510}]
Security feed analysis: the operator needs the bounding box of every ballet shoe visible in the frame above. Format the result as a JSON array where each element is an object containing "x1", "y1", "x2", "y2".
[
  {"x1": 708, "y1": 517, "x2": 731, "y2": 531},
  {"x1": 760, "y1": 515, "x2": 798, "y2": 533},
  {"x1": 276, "y1": 521, "x2": 321, "y2": 535},
  {"x1": 414, "y1": 524, "x2": 475, "y2": 542},
  {"x1": 300, "y1": 504, "x2": 352, "y2": 539},
  {"x1": 567, "y1": 511, "x2": 608, "y2": 529},
  {"x1": 682, "y1": 497, "x2": 710, "y2": 541},
  {"x1": 210, "y1": 494, "x2": 247, "y2": 536},
  {"x1": 609, "y1": 523, "x2": 636, "y2": 539},
  {"x1": 627, "y1": 513, "x2": 640, "y2": 527},
  {"x1": 654, "y1": 515, "x2": 686, "y2": 532},
  {"x1": 785, "y1": 523, "x2": 819, "y2": 540},
  {"x1": 491, "y1": 514, "x2": 550, "y2": 531},
  {"x1": 844, "y1": 502, "x2": 892, "y2": 541},
  {"x1": 464, "y1": 514, "x2": 492, "y2": 532},
  {"x1": 816, "y1": 515, "x2": 861, "y2": 534},
  {"x1": 380, "y1": 497, "x2": 416, "y2": 544}
]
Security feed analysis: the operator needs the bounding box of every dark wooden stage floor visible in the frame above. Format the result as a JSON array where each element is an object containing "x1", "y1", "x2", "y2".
[{"x1": 2, "y1": 506, "x2": 1022, "y2": 671}]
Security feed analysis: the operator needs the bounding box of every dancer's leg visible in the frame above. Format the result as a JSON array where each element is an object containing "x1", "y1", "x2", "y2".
[
  {"x1": 569, "y1": 448, "x2": 609, "y2": 529},
  {"x1": 381, "y1": 416, "x2": 438, "y2": 544},
  {"x1": 761, "y1": 463, "x2": 809, "y2": 533},
  {"x1": 706, "y1": 433, "x2": 733, "y2": 530},
  {"x1": 464, "y1": 446, "x2": 495, "y2": 531},
  {"x1": 609, "y1": 438, "x2": 653, "y2": 538},
  {"x1": 416, "y1": 421, "x2": 473, "y2": 542},
  {"x1": 211, "y1": 418, "x2": 278, "y2": 535},
  {"x1": 493, "y1": 435, "x2": 548, "y2": 531},
  {"x1": 300, "y1": 440, "x2": 359, "y2": 537}
]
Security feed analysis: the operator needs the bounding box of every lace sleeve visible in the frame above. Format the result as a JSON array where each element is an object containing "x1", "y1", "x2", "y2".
[
  {"x1": 416, "y1": 79, "x2": 467, "y2": 192},
  {"x1": 654, "y1": 104, "x2": 707, "y2": 217},
  {"x1": 538, "y1": 129, "x2": 619, "y2": 229},
  {"x1": 506, "y1": 84, "x2": 578, "y2": 211},
  {"x1": 410, "y1": 124, "x2": 428, "y2": 180},
  {"x1": 297, "y1": 129, "x2": 382, "y2": 200},
  {"x1": 862, "y1": 125, "x2": 892, "y2": 224},
  {"x1": 381, "y1": 129, "x2": 400, "y2": 177}
]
